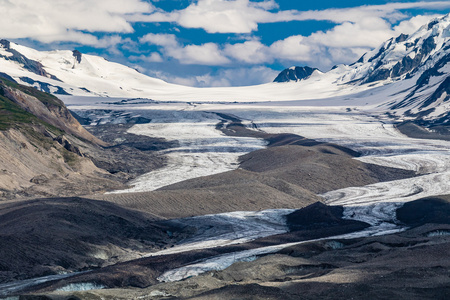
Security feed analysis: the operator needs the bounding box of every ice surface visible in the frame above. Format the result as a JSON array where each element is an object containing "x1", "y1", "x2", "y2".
[
  {"x1": 55, "y1": 283, "x2": 105, "y2": 292},
  {"x1": 139, "y1": 103, "x2": 450, "y2": 283},
  {"x1": 64, "y1": 90, "x2": 450, "y2": 285},
  {"x1": 68, "y1": 100, "x2": 450, "y2": 232},
  {"x1": 145, "y1": 209, "x2": 295, "y2": 257},
  {"x1": 157, "y1": 225, "x2": 406, "y2": 283},
  {"x1": 107, "y1": 110, "x2": 267, "y2": 193},
  {"x1": 0, "y1": 272, "x2": 84, "y2": 296}
]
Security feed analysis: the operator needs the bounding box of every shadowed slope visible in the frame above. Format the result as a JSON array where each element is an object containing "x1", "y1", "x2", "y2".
[{"x1": 0, "y1": 197, "x2": 190, "y2": 283}]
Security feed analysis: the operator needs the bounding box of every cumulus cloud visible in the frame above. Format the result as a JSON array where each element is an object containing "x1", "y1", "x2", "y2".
[
  {"x1": 140, "y1": 33, "x2": 230, "y2": 65},
  {"x1": 130, "y1": 53, "x2": 164, "y2": 63},
  {"x1": 138, "y1": 10, "x2": 443, "y2": 70},
  {"x1": 150, "y1": 66, "x2": 279, "y2": 87},
  {"x1": 139, "y1": 33, "x2": 178, "y2": 47},
  {"x1": 0, "y1": 0, "x2": 153, "y2": 45},
  {"x1": 129, "y1": 1, "x2": 450, "y2": 34},
  {"x1": 269, "y1": 36, "x2": 312, "y2": 62},
  {"x1": 267, "y1": 13, "x2": 443, "y2": 69},
  {"x1": 223, "y1": 40, "x2": 272, "y2": 64},
  {"x1": 129, "y1": 0, "x2": 280, "y2": 34},
  {"x1": 172, "y1": 43, "x2": 231, "y2": 65}
]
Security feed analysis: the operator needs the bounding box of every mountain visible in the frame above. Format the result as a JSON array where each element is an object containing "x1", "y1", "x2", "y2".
[
  {"x1": 0, "y1": 40, "x2": 179, "y2": 98},
  {"x1": 341, "y1": 14, "x2": 450, "y2": 121},
  {"x1": 273, "y1": 15, "x2": 450, "y2": 88},
  {"x1": 0, "y1": 76, "x2": 104, "y2": 145},
  {"x1": 0, "y1": 76, "x2": 169, "y2": 199},
  {"x1": 2, "y1": 14, "x2": 450, "y2": 298},
  {"x1": 273, "y1": 66, "x2": 319, "y2": 82},
  {"x1": 271, "y1": 14, "x2": 450, "y2": 126},
  {"x1": 0, "y1": 14, "x2": 450, "y2": 124}
]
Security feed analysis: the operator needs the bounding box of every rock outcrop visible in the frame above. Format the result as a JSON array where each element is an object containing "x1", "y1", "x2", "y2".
[
  {"x1": 0, "y1": 79, "x2": 106, "y2": 146},
  {"x1": 273, "y1": 66, "x2": 319, "y2": 82},
  {"x1": 0, "y1": 78, "x2": 124, "y2": 199}
]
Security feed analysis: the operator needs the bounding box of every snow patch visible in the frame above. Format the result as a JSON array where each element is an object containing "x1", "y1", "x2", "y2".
[
  {"x1": 427, "y1": 230, "x2": 450, "y2": 237},
  {"x1": 146, "y1": 209, "x2": 294, "y2": 257},
  {"x1": 56, "y1": 282, "x2": 105, "y2": 292}
]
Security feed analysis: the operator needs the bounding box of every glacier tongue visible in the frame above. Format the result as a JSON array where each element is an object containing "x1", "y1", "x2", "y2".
[{"x1": 106, "y1": 110, "x2": 267, "y2": 193}]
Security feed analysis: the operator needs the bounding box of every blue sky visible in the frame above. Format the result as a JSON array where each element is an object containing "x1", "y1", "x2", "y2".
[{"x1": 2, "y1": 0, "x2": 450, "y2": 86}]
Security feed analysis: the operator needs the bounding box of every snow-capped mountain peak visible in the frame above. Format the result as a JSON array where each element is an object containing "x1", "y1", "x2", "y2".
[
  {"x1": 0, "y1": 13, "x2": 449, "y2": 127},
  {"x1": 0, "y1": 40, "x2": 175, "y2": 97},
  {"x1": 268, "y1": 14, "x2": 450, "y2": 125},
  {"x1": 273, "y1": 66, "x2": 320, "y2": 82},
  {"x1": 343, "y1": 14, "x2": 450, "y2": 85}
]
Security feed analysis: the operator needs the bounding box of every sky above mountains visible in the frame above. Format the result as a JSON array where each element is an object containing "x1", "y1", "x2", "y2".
[{"x1": 2, "y1": 0, "x2": 450, "y2": 87}]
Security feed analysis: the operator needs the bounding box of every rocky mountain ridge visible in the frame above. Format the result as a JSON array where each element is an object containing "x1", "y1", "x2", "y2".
[
  {"x1": 0, "y1": 78, "x2": 168, "y2": 199},
  {"x1": 0, "y1": 14, "x2": 449, "y2": 124},
  {"x1": 0, "y1": 77, "x2": 104, "y2": 145},
  {"x1": 274, "y1": 14, "x2": 450, "y2": 127},
  {"x1": 277, "y1": 15, "x2": 450, "y2": 85},
  {"x1": 273, "y1": 66, "x2": 319, "y2": 83},
  {"x1": 0, "y1": 77, "x2": 121, "y2": 198}
]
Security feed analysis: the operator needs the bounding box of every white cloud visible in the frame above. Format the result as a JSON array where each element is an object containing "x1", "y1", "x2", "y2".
[
  {"x1": 269, "y1": 36, "x2": 312, "y2": 62},
  {"x1": 146, "y1": 52, "x2": 164, "y2": 63},
  {"x1": 223, "y1": 40, "x2": 271, "y2": 64},
  {"x1": 138, "y1": 10, "x2": 443, "y2": 70},
  {"x1": 139, "y1": 33, "x2": 178, "y2": 47},
  {"x1": 130, "y1": 53, "x2": 164, "y2": 63},
  {"x1": 150, "y1": 66, "x2": 279, "y2": 87},
  {"x1": 0, "y1": 0, "x2": 153, "y2": 44},
  {"x1": 129, "y1": 1, "x2": 450, "y2": 34},
  {"x1": 129, "y1": 0, "x2": 281, "y2": 33},
  {"x1": 307, "y1": 18, "x2": 394, "y2": 48},
  {"x1": 140, "y1": 33, "x2": 230, "y2": 65},
  {"x1": 174, "y1": 0, "x2": 278, "y2": 34},
  {"x1": 171, "y1": 43, "x2": 231, "y2": 65}
]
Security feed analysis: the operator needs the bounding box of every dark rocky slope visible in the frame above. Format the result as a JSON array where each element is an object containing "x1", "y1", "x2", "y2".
[
  {"x1": 0, "y1": 78, "x2": 168, "y2": 199},
  {"x1": 0, "y1": 197, "x2": 191, "y2": 284},
  {"x1": 15, "y1": 201, "x2": 368, "y2": 295},
  {"x1": 273, "y1": 66, "x2": 319, "y2": 82},
  {"x1": 27, "y1": 197, "x2": 450, "y2": 299}
]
